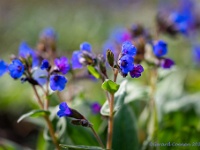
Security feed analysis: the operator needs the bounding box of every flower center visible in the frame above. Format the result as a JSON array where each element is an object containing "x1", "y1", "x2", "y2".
[
  {"x1": 121, "y1": 60, "x2": 128, "y2": 67},
  {"x1": 17, "y1": 65, "x2": 22, "y2": 71}
]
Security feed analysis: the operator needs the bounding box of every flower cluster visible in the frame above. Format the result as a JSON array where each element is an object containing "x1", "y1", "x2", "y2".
[
  {"x1": 103, "y1": 24, "x2": 175, "y2": 70},
  {"x1": 118, "y1": 41, "x2": 144, "y2": 77},
  {"x1": 0, "y1": 28, "x2": 70, "y2": 92}
]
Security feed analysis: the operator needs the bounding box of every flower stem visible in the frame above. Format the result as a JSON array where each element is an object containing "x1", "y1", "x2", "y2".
[
  {"x1": 106, "y1": 93, "x2": 114, "y2": 150},
  {"x1": 32, "y1": 85, "x2": 44, "y2": 108},
  {"x1": 148, "y1": 68, "x2": 158, "y2": 140},
  {"x1": 32, "y1": 85, "x2": 60, "y2": 150},
  {"x1": 106, "y1": 68, "x2": 118, "y2": 149},
  {"x1": 89, "y1": 126, "x2": 105, "y2": 148}
]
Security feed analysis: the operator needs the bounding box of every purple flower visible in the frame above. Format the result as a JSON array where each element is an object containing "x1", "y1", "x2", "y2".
[
  {"x1": 153, "y1": 40, "x2": 168, "y2": 57},
  {"x1": 8, "y1": 59, "x2": 25, "y2": 79},
  {"x1": 80, "y1": 42, "x2": 92, "y2": 52},
  {"x1": 57, "y1": 102, "x2": 72, "y2": 118},
  {"x1": 19, "y1": 42, "x2": 39, "y2": 67},
  {"x1": 122, "y1": 41, "x2": 137, "y2": 56},
  {"x1": 118, "y1": 55, "x2": 134, "y2": 74},
  {"x1": 40, "y1": 27, "x2": 56, "y2": 40},
  {"x1": 130, "y1": 64, "x2": 144, "y2": 78},
  {"x1": 54, "y1": 57, "x2": 70, "y2": 74},
  {"x1": 41, "y1": 59, "x2": 50, "y2": 70},
  {"x1": 71, "y1": 51, "x2": 83, "y2": 69},
  {"x1": 0, "y1": 60, "x2": 7, "y2": 76},
  {"x1": 50, "y1": 74, "x2": 67, "y2": 91},
  {"x1": 160, "y1": 58, "x2": 175, "y2": 69},
  {"x1": 91, "y1": 102, "x2": 101, "y2": 114},
  {"x1": 110, "y1": 28, "x2": 131, "y2": 44},
  {"x1": 32, "y1": 68, "x2": 48, "y2": 85}
]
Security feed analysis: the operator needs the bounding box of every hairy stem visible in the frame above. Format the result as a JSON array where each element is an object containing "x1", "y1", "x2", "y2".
[
  {"x1": 106, "y1": 93, "x2": 114, "y2": 150},
  {"x1": 148, "y1": 68, "x2": 158, "y2": 140},
  {"x1": 32, "y1": 85, "x2": 60, "y2": 150},
  {"x1": 90, "y1": 126, "x2": 105, "y2": 148}
]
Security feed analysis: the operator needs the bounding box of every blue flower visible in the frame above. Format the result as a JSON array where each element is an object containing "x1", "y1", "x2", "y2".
[
  {"x1": 153, "y1": 40, "x2": 168, "y2": 57},
  {"x1": 8, "y1": 59, "x2": 25, "y2": 79},
  {"x1": 118, "y1": 55, "x2": 134, "y2": 74},
  {"x1": 32, "y1": 68, "x2": 48, "y2": 85},
  {"x1": 193, "y1": 45, "x2": 200, "y2": 65},
  {"x1": 54, "y1": 57, "x2": 70, "y2": 74},
  {"x1": 19, "y1": 42, "x2": 39, "y2": 67},
  {"x1": 50, "y1": 74, "x2": 67, "y2": 91},
  {"x1": 19, "y1": 41, "x2": 33, "y2": 58},
  {"x1": 71, "y1": 51, "x2": 83, "y2": 69},
  {"x1": 169, "y1": 0, "x2": 195, "y2": 35},
  {"x1": 80, "y1": 42, "x2": 92, "y2": 52},
  {"x1": 57, "y1": 102, "x2": 72, "y2": 118},
  {"x1": 91, "y1": 102, "x2": 101, "y2": 114},
  {"x1": 130, "y1": 64, "x2": 144, "y2": 78},
  {"x1": 41, "y1": 59, "x2": 50, "y2": 70},
  {"x1": 40, "y1": 27, "x2": 57, "y2": 40},
  {"x1": 0, "y1": 60, "x2": 7, "y2": 76},
  {"x1": 160, "y1": 58, "x2": 175, "y2": 69},
  {"x1": 121, "y1": 41, "x2": 137, "y2": 56}
]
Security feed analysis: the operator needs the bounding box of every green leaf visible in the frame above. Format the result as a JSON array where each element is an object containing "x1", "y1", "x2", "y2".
[
  {"x1": 101, "y1": 79, "x2": 120, "y2": 94},
  {"x1": 17, "y1": 109, "x2": 50, "y2": 123},
  {"x1": 59, "y1": 144, "x2": 104, "y2": 150},
  {"x1": 101, "y1": 80, "x2": 126, "y2": 116},
  {"x1": 66, "y1": 118, "x2": 99, "y2": 146},
  {"x1": 112, "y1": 104, "x2": 139, "y2": 150},
  {"x1": 87, "y1": 65, "x2": 101, "y2": 79}
]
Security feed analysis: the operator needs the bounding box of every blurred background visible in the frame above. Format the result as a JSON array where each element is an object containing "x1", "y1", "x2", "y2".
[{"x1": 1, "y1": 0, "x2": 200, "y2": 149}]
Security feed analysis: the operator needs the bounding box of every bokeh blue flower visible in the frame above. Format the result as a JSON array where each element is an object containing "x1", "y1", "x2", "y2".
[
  {"x1": 0, "y1": 60, "x2": 7, "y2": 77},
  {"x1": 153, "y1": 40, "x2": 168, "y2": 57},
  {"x1": 8, "y1": 59, "x2": 25, "y2": 79},
  {"x1": 40, "y1": 27, "x2": 57, "y2": 40},
  {"x1": 57, "y1": 102, "x2": 72, "y2": 118},
  {"x1": 19, "y1": 42, "x2": 39, "y2": 67},
  {"x1": 122, "y1": 41, "x2": 137, "y2": 56},
  {"x1": 50, "y1": 74, "x2": 67, "y2": 91},
  {"x1": 71, "y1": 51, "x2": 83, "y2": 69},
  {"x1": 80, "y1": 42, "x2": 92, "y2": 52},
  {"x1": 41, "y1": 59, "x2": 50, "y2": 70}
]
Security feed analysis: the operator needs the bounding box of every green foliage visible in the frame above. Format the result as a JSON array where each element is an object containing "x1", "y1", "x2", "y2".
[
  {"x1": 59, "y1": 144, "x2": 104, "y2": 150},
  {"x1": 101, "y1": 79, "x2": 120, "y2": 94},
  {"x1": 17, "y1": 109, "x2": 50, "y2": 123},
  {"x1": 113, "y1": 104, "x2": 139, "y2": 150},
  {"x1": 101, "y1": 80, "x2": 126, "y2": 116},
  {"x1": 87, "y1": 65, "x2": 101, "y2": 79}
]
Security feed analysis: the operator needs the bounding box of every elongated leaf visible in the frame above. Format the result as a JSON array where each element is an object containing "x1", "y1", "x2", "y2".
[
  {"x1": 100, "y1": 80, "x2": 127, "y2": 116},
  {"x1": 112, "y1": 104, "x2": 139, "y2": 150},
  {"x1": 17, "y1": 109, "x2": 50, "y2": 123},
  {"x1": 59, "y1": 144, "x2": 104, "y2": 150},
  {"x1": 101, "y1": 79, "x2": 120, "y2": 94},
  {"x1": 87, "y1": 65, "x2": 100, "y2": 79}
]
